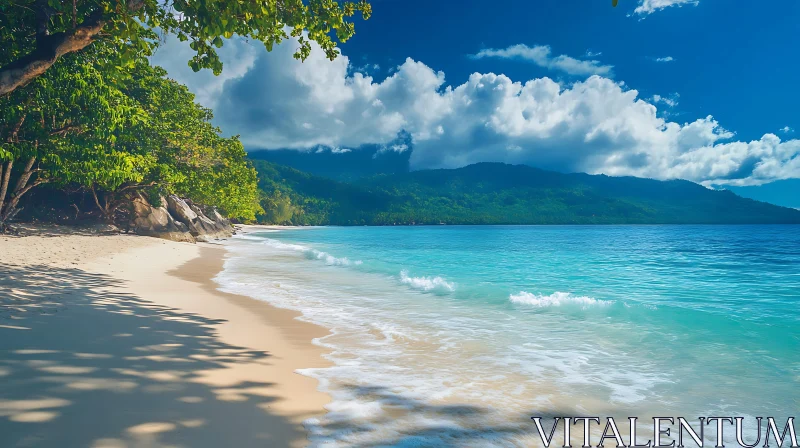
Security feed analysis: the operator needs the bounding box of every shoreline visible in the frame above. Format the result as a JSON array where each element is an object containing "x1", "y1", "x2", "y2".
[{"x1": 0, "y1": 229, "x2": 331, "y2": 447}]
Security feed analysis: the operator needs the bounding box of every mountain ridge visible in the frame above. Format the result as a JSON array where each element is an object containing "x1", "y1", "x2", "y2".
[{"x1": 252, "y1": 160, "x2": 800, "y2": 225}]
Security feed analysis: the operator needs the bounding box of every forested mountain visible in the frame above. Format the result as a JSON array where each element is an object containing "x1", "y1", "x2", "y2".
[
  {"x1": 248, "y1": 142, "x2": 411, "y2": 182},
  {"x1": 253, "y1": 160, "x2": 800, "y2": 225}
]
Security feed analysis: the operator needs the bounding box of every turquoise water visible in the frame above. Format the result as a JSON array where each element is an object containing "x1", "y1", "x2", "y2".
[{"x1": 217, "y1": 225, "x2": 800, "y2": 447}]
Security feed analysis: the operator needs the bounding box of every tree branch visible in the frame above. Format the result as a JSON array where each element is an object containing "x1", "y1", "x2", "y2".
[
  {"x1": 117, "y1": 181, "x2": 157, "y2": 192},
  {"x1": 90, "y1": 183, "x2": 103, "y2": 212},
  {"x1": 49, "y1": 124, "x2": 83, "y2": 136},
  {"x1": 0, "y1": 0, "x2": 153, "y2": 96},
  {"x1": 8, "y1": 177, "x2": 46, "y2": 203},
  {"x1": 0, "y1": 9, "x2": 106, "y2": 96}
]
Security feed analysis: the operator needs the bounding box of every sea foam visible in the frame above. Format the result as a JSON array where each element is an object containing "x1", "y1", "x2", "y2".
[
  {"x1": 399, "y1": 270, "x2": 455, "y2": 293},
  {"x1": 260, "y1": 237, "x2": 362, "y2": 266},
  {"x1": 509, "y1": 291, "x2": 612, "y2": 308}
]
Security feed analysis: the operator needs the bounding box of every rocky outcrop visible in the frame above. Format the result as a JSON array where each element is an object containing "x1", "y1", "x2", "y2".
[
  {"x1": 165, "y1": 195, "x2": 233, "y2": 242},
  {"x1": 130, "y1": 195, "x2": 195, "y2": 243},
  {"x1": 131, "y1": 194, "x2": 233, "y2": 243}
]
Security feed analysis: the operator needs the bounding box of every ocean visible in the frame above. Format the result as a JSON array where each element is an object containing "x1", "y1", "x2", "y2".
[{"x1": 215, "y1": 225, "x2": 800, "y2": 447}]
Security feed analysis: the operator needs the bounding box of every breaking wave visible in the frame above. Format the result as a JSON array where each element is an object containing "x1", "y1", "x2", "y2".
[
  {"x1": 399, "y1": 270, "x2": 455, "y2": 293},
  {"x1": 305, "y1": 249, "x2": 362, "y2": 266},
  {"x1": 509, "y1": 291, "x2": 612, "y2": 308},
  {"x1": 260, "y1": 237, "x2": 362, "y2": 266}
]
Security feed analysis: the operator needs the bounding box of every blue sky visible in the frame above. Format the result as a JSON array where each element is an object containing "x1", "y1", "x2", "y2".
[
  {"x1": 347, "y1": 0, "x2": 798, "y2": 142},
  {"x1": 152, "y1": 0, "x2": 799, "y2": 208}
]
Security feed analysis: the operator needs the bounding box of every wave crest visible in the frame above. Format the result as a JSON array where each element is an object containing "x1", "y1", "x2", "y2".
[
  {"x1": 510, "y1": 291, "x2": 611, "y2": 308},
  {"x1": 399, "y1": 270, "x2": 455, "y2": 293},
  {"x1": 260, "y1": 238, "x2": 362, "y2": 266},
  {"x1": 306, "y1": 249, "x2": 362, "y2": 266}
]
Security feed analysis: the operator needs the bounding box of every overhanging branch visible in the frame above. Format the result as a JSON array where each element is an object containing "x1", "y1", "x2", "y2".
[{"x1": 0, "y1": 8, "x2": 106, "y2": 96}]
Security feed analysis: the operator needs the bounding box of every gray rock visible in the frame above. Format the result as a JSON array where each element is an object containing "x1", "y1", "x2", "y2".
[
  {"x1": 130, "y1": 195, "x2": 195, "y2": 243},
  {"x1": 166, "y1": 195, "x2": 198, "y2": 226},
  {"x1": 187, "y1": 202, "x2": 233, "y2": 240}
]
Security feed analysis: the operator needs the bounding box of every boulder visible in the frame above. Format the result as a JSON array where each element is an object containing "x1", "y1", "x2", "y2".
[
  {"x1": 186, "y1": 201, "x2": 233, "y2": 242},
  {"x1": 209, "y1": 207, "x2": 232, "y2": 228},
  {"x1": 166, "y1": 195, "x2": 198, "y2": 226},
  {"x1": 130, "y1": 195, "x2": 195, "y2": 243}
]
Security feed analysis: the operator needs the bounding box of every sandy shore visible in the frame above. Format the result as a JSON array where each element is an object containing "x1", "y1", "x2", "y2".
[{"x1": 0, "y1": 226, "x2": 330, "y2": 447}]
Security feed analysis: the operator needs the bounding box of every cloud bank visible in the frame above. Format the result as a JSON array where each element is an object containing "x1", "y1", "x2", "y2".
[{"x1": 151, "y1": 36, "x2": 800, "y2": 187}]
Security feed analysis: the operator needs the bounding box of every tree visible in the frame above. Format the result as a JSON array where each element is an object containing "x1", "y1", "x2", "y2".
[
  {"x1": 0, "y1": 44, "x2": 137, "y2": 230},
  {"x1": 0, "y1": 0, "x2": 372, "y2": 96},
  {"x1": 1, "y1": 42, "x2": 262, "y2": 229},
  {"x1": 259, "y1": 190, "x2": 295, "y2": 224},
  {"x1": 118, "y1": 62, "x2": 262, "y2": 221}
]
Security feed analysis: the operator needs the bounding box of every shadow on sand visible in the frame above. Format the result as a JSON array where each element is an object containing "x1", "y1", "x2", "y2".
[
  {"x1": 309, "y1": 383, "x2": 553, "y2": 447},
  {"x1": 0, "y1": 263, "x2": 557, "y2": 447},
  {"x1": 0, "y1": 264, "x2": 302, "y2": 447}
]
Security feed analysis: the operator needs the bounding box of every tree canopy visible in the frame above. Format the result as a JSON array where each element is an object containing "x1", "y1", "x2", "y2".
[
  {"x1": 0, "y1": 0, "x2": 372, "y2": 96},
  {"x1": 0, "y1": 41, "x2": 261, "y2": 229}
]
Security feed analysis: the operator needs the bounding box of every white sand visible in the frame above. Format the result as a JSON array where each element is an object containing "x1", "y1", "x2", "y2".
[{"x1": 0, "y1": 228, "x2": 330, "y2": 447}]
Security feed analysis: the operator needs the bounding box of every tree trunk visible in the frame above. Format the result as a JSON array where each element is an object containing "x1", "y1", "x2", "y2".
[
  {"x1": 0, "y1": 160, "x2": 13, "y2": 215},
  {"x1": 91, "y1": 185, "x2": 117, "y2": 223},
  {"x1": 2, "y1": 157, "x2": 41, "y2": 217},
  {"x1": 12, "y1": 157, "x2": 36, "y2": 195}
]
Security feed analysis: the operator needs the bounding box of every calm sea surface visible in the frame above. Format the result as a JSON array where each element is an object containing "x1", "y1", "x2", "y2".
[{"x1": 216, "y1": 225, "x2": 800, "y2": 447}]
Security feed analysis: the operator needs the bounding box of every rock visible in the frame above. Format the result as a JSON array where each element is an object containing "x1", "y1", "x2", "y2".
[
  {"x1": 130, "y1": 195, "x2": 195, "y2": 243},
  {"x1": 129, "y1": 194, "x2": 234, "y2": 243},
  {"x1": 88, "y1": 223, "x2": 120, "y2": 234},
  {"x1": 186, "y1": 201, "x2": 233, "y2": 241},
  {"x1": 166, "y1": 195, "x2": 198, "y2": 226},
  {"x1": 165, "y1": 194, "x2": 233, "y2": 242},
  {"x1": 209, "y1": 207, "x2": 232, "y2": 228}
]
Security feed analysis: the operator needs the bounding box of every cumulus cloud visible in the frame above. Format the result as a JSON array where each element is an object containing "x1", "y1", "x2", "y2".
[
  {"x1": 780, "y1": 126, "x2": 794, "y2": 134},
  {"x1": 634, "y1": 0, "x2": 699, "y2": 16},
  {"x1": 655, "y1": 56, "x2": 675, "y2": 62},
  {"x1": 156, "y1": 35, "x2": 800, "y2": 187},
  {"x1": 470, "y1": 44, "x2": 613, "y2": 77},
  {"x1": 150, "y1": 35, "x2": 257, "y2": 108}
]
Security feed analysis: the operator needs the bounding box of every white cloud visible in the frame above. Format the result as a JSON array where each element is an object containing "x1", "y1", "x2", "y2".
[
  {"x1": 470, "y1": 44, "x2": 613, "y2": 77},
  {"x1": 780, "y1": 126, "x2": 794, "y2": 134},
  {"x1": 156, "y1": 35, "x2": 800, "y2": 187},
  {"x1": 634, "y1": 0, "x2": 699, "y2": 16},
  {"x1": 651, "y1": 93, "x2": 679, "y2": 108},
  {"x1": 353, "y1": 62, "x2": 381, "y2": 75},
  {"x1": 655, "y1": 56, "x2": 675, "y2": 62},
  {"x1": 150, "y1": 36, "x2": 257, "y2": 108}
]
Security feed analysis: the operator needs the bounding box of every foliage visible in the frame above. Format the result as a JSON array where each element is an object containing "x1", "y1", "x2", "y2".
[
  {"x1": 258, "y1": 190, "x2": 296, "y2": 225},
  {"x1": 252, "y1": 161, "x2": 800, "y2": 225},
  {"x1": 0, "y1": 44, "x2": 261, "y2": 227},
  {"x1": 0, "y1": 0, "x2": 371, "y2": 95}
]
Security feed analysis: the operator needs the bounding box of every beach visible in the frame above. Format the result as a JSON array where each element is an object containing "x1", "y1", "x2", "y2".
[
  {"x1": 2, "y1": 224, "x2": 799, "y2": 447},
  {"x1": 0, "y1": 226, "x2": 330, "y2": 448}
]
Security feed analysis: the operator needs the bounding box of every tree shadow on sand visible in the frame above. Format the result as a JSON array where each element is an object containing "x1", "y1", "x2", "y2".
[
  {"x1": 307, "y1": 384, "x2": 569, "y2": 447},
  {"x1": 1, "y1": 264, "x2": 567, "y2": 448},
  {"x1": 0, "y1": 264, "x2": 305, "y2": 447}
]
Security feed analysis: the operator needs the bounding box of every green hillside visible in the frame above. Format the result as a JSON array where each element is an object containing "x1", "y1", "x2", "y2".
[{"x1": 252, "y1": 160, "x2": 800, "y2": 225}]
